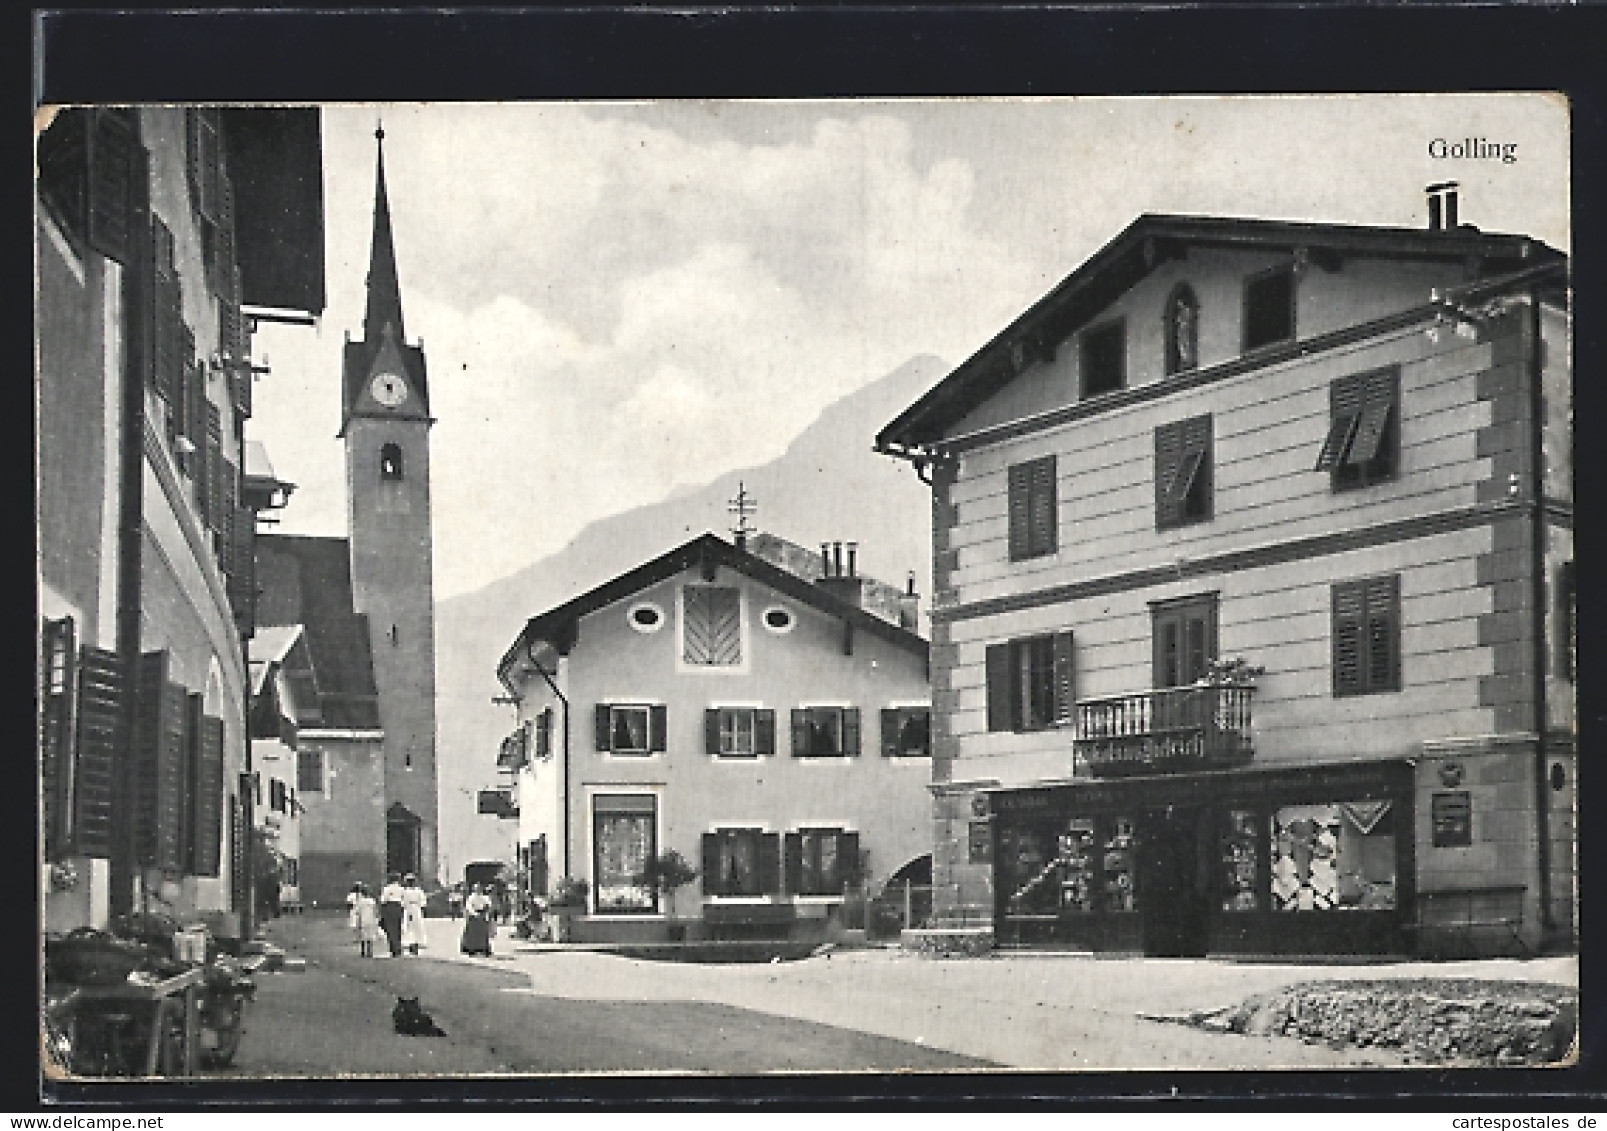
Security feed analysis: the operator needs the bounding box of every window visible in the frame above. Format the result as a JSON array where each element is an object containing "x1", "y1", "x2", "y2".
[
  {"x1": 39, "y1": 617, "x2": 78, "y2": 859},
  {"x1": 682, "y1": 585, "x2": 741, "y2": 665},
  {"x1": 986, "y1": 632, "x2": 1075, "y2": 733},
  {"x1": 594, "y1": 703, "x2": 666, "y2": 756},
  {"x1": 1558, "y1": 561, "x2": 1575, "y2": 682},
  {"x1": 1080, "y1": 319, "x2": 1125, "y2": 397},
  {"x1": 790, "y1": 706, "x2": 861, "y2": 758},
  {"x1": 1271, "y1": 801, "x2": 1396, "y2": 911},
  {"x1": 627, "y1": 602, "x2": 663, "y2": 633},
  {"x1": 880, "y1": 707, "x2": 931, "y2": 757},
  {"x1": 296, "y1": 747, "x2": 324, "y2": 795},
  {"x1": 705, "y1": 707, "x2": 776, "y2": 759},
  {"x1": 761, "y1": 605, "x2": 794, "y2": 633},
  {"x1": 1155, "y1": 415, "x2": 1213, "y2": 529},
  {"x1": 379, "y1": 443, "x2": 403, "y2": 481},
  {"x1": 1431, "y1": 791, "x2": 1473, "y2": 848},
  {"x1": 592, "y1": 794, "x2": 657, "y2": 914},
  {"x1": 534, "y1": 709, "x2": 553, "y2": 760},
  {"x1": 702, "y1": 828, "x2": 780, "y2": 897},
  {"x1": 786, "y1": 828, "x2": 860, "y2": 896},
  {"x1": 1243, "y1": 265, "x2": 1295, "y2": 350},
  {"x1": 1315, "y1": 368, "x2": 1400, "y2": 491},
  {"x1": 1152, "y1": 595, "x2": 1217, "y2": 688},
  {"x1": 1165, "y1": 284, "x2": 1200, "y2": 375},
  {"x1": 1332, "y1": 575, "x2": 1401, "y2": 696},
  {"x1": 1007, "y1": 455, "x2": 1057, "y2": 561}
]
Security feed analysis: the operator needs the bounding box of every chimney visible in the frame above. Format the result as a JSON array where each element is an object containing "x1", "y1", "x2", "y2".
[
  {"x1": 897, "y1": 571, "x2": 921, "y2": 631},
  {"x1": 1427, "y1": 181, "x2": 1459, "y2": 230},
  {"x1": 815, "y1": 539, "x2": 864, "y2": 607}
]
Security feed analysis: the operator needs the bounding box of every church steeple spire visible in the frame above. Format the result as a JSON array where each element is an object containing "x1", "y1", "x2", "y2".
[{"x1": 363, "y1": 121, "x2": 406, "y2": 346}]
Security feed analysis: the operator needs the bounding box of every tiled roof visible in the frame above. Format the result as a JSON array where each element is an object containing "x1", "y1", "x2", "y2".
[{"x1": 254, "y1": 534, "x2": 382, "y2": 731}]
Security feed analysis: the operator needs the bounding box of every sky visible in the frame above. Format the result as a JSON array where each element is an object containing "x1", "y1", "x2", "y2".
[{"x1": 248, "y1": 95, "x2": 1569, "y2": 601}]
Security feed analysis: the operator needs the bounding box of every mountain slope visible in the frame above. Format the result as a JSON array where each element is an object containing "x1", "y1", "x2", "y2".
[{"x1": 433, "y1": 355, "x2": 947, "y2": 874}]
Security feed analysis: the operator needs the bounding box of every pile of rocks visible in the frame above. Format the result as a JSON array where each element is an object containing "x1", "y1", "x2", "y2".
[
  {"x1": 1194, "y1": 978, "x2": 1576, "y2": 1067},
  {"x1": 899, "y1": 926, "x2": 994, "y2": 958}
]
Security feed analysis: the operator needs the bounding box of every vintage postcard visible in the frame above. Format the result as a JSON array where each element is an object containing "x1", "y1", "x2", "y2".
[{"x1": 36, "y1": 91, "x2": 1575, "y2": 1085}]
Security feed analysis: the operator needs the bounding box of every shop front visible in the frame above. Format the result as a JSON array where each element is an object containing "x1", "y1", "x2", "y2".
[{"x1": 989, "y1": 759, "x2": 1415, "y2": 956}]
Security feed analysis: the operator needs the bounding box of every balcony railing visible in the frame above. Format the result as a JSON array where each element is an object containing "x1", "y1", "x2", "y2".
[{"x1": 1073, "y1": 683, "x2": 1255, "y2": 777}]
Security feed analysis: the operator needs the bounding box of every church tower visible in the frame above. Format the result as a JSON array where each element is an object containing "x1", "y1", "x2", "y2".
[{"x1": 341, "y1": 125, "x2": 438, "y2": 882}]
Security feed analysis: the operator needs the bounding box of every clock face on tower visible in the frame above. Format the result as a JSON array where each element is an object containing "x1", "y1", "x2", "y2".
[{"x1": 370, "y1": 372, "x2": 409, "y2": 407}]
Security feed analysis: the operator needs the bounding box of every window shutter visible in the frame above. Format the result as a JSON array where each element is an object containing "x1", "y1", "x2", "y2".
[
  {"x1": 985, "y1": 643, "x2": 1012, "y2": 732},
  {"x1": 1052, "y1": 631, "x2": 1077, "y2": 724},
  {"x1": 701, "y1": 833, "x2": 722, "y2": 897},
  {"x1": 594, "y1": 704, "x2": 612, "y2": 752},
  {"x1": 758, "y1": 832, "x2": 782, "y2": 896},
  {"x1": 187, "y1": 108, "x2": 221, "y2": 225},
  {"x1": 1559, "y1": 562, "x2": 1576, "y2": 681},
  {"x1": 191, "y1": 714, "x2": 225, "y2": 877},
  {"x1": 705, "y1": 709, "x2": 721, "y2": 757},
  {"x1": 228, "y1": 501, "x2": 256, "y2": 635},
  {"x1": 649, "y1": 705, "x2": 668, "y2": 752},
  {"x1": 205, "y1": 404, "x2": 224, "y2": 542},
  {"x1": 1366, "y1": 575, "x2": 1401, "y2": 691},
  {"x1": 37, "y1": 109, "x2": 89, "y2": 247},
  {"x1": 1332, "y1": 582, "x2": 1365, "y2": 696},
  {"x1": 842, "y1": 707, "x2": 861, "y2": 756},
  {"x1": 1348, "y1": 371, "x2": 1398, "y2": 467},
  {"x1": 784, "y1": 832, "x2": 803, "y2": 896},
  {"x1": 839, "y1": 831, "x2": 861, "y2": 886},
  {"x1": 790, "y1": 708, "x2": 808, "y2": 757},
  {"x1": 87, "y1": 109, "x2": 135, "y2": 264},
  {"x1": 40, "y1": 618, "x2": 78, "y2": 860},
  {"x1": 133, "y1": 652, "x2": 188, "y2": 871},
  {"x1": 148, "y1": 219, "x2": 183, "y2": 403},
  {"x1": 73, "y1": 646, "x2": 122, "y2": 858},
  {"x1": 1030, "y1": 458, "x2": 1058, "y2": 556},
  {"x1": 755, "y1": 709, "x2": 775, "y2": 757},
  {"x1": 881, "y1": 708, "x2": 900, "y2": 757},
  {"x1": 1007, "y1": 462, "x2": 1032, "y2": 560},
  {"x1": 1154, "y1": 421, "x2": 1183, "y2": 527}
]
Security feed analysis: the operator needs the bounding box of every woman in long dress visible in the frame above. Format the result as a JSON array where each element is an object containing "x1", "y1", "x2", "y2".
[
  {"x1": 459, "y1": 884, "x2": 493, "y2": 956},
  {"x1": 399, "y1": 873, "x2": 427, "y2": 955}
]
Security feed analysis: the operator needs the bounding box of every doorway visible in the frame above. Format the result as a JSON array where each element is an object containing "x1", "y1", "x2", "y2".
[
  {"x1": 386, "y1": 803, "x2": 421, "y2": 878},
  {"x1": 1137, "y1": 805, "x2": 1211, "y2": 956}
]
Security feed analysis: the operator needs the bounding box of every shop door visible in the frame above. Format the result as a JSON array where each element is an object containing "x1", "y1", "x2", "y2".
[
  {"x1": 387, "y1": 804, "x2": 422, "y2": 878},
  {"x1": 1138, "y1": 806, "x2": 1211, "y2": 957}
]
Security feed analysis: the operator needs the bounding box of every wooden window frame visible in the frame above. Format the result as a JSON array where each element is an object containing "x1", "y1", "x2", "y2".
[
  {"x1": 296, "y1": 746, "x2": 325, "y2": 796},
  {"x1": 786, "y1": 827, "x2": 861, "y2": 897},
  {"x1": 986, "y1": 632, "x2": 1075, "y2": 733},
  {"x1": 1332, "y1": 575, "x2": 1403, "y2": 697},
  {"x1": 1080, "y1": 317, "x2": 1126, "y2": 398},
  {"x1": 1315, "y1": 368, "x2": 1400, "y2": 492},
  {"x1": 1242, "y1": 264, "x2": 1296, "y2": 352},
  {"x1": 880, "y1": 706, "x2": 932, "y2": 757},
  {"x1": 702, "y1": 827, "x2": 780, "y2": 898},
  {"x1": 790, "y1": 706, "x2": 861, "y2": 759},
  {"x1": 596, "y1": 702, "x2": 667, "y2": 757},
  {"x1": 1155, "y1": 414, "x2": 1214, "y2": 530},
  {"x1": 1007, "y1": 455, "x2": 1058, "y2": 562},
  {"x1": 1151, "y1": 593, "x2": 1219, "y2": 689},
  {"x1": 706, "y1": 706, "x2": 777, "y2": 759}
]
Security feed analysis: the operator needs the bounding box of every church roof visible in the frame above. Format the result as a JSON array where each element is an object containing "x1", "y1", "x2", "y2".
[{"x1": 254, "y1": 534, "x2": 382, "y2": 731}]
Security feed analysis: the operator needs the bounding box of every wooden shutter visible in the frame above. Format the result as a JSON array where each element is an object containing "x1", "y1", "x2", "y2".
[
  {"x1": 783, "y1": 832, "x2": 803, "y2": 896},
  {"x1": 701, "y1": 833, "x2": 722, "y2": 896},
  {"x1": 133, "y1": 652, "x2": 189, "y2": 872},
  {"x1": 187, "y1": 108, "x2": 222, "y2": 225},
  {"x1": 1007, "y1": 462, "x2": 1032, "y2": 560},
  {"x1": 683, "y1": 586, "x2": 740, "y2": 665},
  {"x1": 594, "y1": 704, "x2": 612, "y2": 751},
  {"x1": 87, "y1": 109, "x2": 136, "y2": 264},
  {"x1": 36, "y1": 109, "x2": 89, "y2": 247},
  {"x1": 985, "y1": 643, "x2": 1012, "y2": 732},
  {"x1": 1348, "y1": 370, "x2": 1398, "y2": 467},
  {"x1": 205, "y1": 404, "x2": 224, "y2": 542},
  {"x1": 704, "y1": 709, "x2": 721, "y2": 756},
  {"x1": 755, "y1": 709, "x2": 775, "y2": 757},
  {"x1": 1316, "y1": 373, "x2": 1368, "y2": 471},
  {"x1": 790, "y1": 708, "x2": 809, "y2": 757},
  {"x1": 758, "y1": 832, "x2": 782, "y2": 896},
  {"x1": 881, "y1": 708, "x2": 900, "y2": 757},
  {"x1": 649, "y1": 705, "x2": 667, "y2": 752},
  {"x1": 228, "y1": 500, "x2": 256, "y2": 635},
  {"x1": 73, "y1": 647, "x2": 122, "y2": 858},
  {"x1": 192, "y1": 714, "x2": 225, "y2": 877},
  {"x1": 1052, "y1": 631, "x2": 1077, "y2": 724},
  {"x1": 1332, "y1": 581, "x2": 1365, "y2": 696},
  {"x1": 1154, "y1": 420, "x2": 1183, "y2": 527},
  {"x1": 842, "y1": 708, "x2": 861, "y2": 756},
  {"x1": 1364, "y1": 575, "x2": 1402, "y2": 692},
  {"x1": 219, "y1": 460, "x2": 237, "y2": 576},
  {"x1": 839, "y1": 831, "x2": 861, "y2": 885},
  {"x1": 1559, "y1": 562, "x2": 1576, "y2": 681},
  {"x1": 40, "y1": 618, "x2": 78, "y2": 860},
  {"x1": 1028, "y1": 457, "x2": 1057, "y2": 556},
  {"x1": 149, "y1": 218, "x2": 183, "y2": 402}
]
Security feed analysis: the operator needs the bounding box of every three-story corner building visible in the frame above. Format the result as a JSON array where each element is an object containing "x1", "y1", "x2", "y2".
[
  {"x1": 494, "y1": 532, "x2": 932, "y2": 943},
  {"x1": 877, "y1": 200, "x2": 1573, "y2": 958},
  {"x1": 37, "y1": 107, "x2": 325, "y2": 934}
]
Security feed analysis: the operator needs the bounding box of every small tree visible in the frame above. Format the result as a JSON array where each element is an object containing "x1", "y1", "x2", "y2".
[{"x1": 637, "y1": 850, "x2": 699, "y2": 919}]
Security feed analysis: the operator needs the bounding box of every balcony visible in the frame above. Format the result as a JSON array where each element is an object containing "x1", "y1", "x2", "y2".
[{"x1": 1073, "y1": 683, "x2": 1255, "y2": 778}]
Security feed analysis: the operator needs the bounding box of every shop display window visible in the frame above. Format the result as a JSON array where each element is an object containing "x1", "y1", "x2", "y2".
[
  {"x1": 1004, "y1": 817, "x2": 1135, "y2": 916},
  {"x1": 1270, "y1": 801, "x2": 1395, "y2": 912},
  {"x1": 1221, "y1": 809, "x2": 1261, "y2": 912},
  {"x1": 1102, "y1": 818, "x2": 1136, "y2": 912}
]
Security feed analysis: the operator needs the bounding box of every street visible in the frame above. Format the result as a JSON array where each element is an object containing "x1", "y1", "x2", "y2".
[{"x1": 217, "y1": 913, "x2": 1578, "y2": 1076}]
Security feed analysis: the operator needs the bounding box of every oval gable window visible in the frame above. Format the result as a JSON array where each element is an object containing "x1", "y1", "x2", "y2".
[
  {"x1": 762, "y1": 606, "x2": 794, "y2": 633},
  {"x1": 628, "y1": 602, "x2": 665, "y2": 633}
]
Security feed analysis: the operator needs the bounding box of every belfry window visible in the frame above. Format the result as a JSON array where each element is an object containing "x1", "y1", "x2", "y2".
[{"x1": 380, "y1": 443, "x2": 404, "y2": 481}]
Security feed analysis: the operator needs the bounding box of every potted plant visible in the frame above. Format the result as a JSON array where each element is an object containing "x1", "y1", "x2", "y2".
[
  {"x1": 547, "y1": 876, "x2": 590, "y2": 943},
  {"x1": 637, "y1": 850, "x2": 699, "y2": 941}
]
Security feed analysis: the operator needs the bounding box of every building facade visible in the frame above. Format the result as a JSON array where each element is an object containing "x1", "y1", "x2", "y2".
[
  {"x1": 37, "y1": 107, "x2": 324, "y2": 935},
  {"x1": 495, "y1": 534, "x2": 932, "y2": 943},
  {"x1": 878, "y1": 202, "x2": 1572, "y2": 957}
]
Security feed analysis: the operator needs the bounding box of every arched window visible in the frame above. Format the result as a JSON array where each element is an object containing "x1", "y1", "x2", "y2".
[
  {"x1": 1164, "y1": 284, "x2": 1200, "y2": 375},
  {"x1": 380, "y1": 443, "x2": 404, "y2": 481}
]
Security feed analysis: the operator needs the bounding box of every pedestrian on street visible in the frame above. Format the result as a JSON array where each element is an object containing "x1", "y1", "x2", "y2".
[
  {"x1": 448, "y1": 884, "x2": 464, "y2": 920},
  {"x1": 353, "y1": 883, "x2": 381, "y2": 958},
  {"x1": 379, "y1": 873, "x2": 405, "y2": 958},
  {"x1": 346, "y1": 882, "x2": 362, "y2": 936},
  {"x1": 460, "y1": 884, "x2": 493, "y2": 956},
  {"x1": 400, "y1": 873, "x2": 427, "y2": 955}
]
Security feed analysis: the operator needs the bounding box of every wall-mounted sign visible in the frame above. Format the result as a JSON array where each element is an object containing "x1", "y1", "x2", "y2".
[
  {"x1": 1431, "y1": 791, "x2": 1472, "y2": 847},
  {"x1": 968, "y1": 819, "x2": 992, "y2": 864}
]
